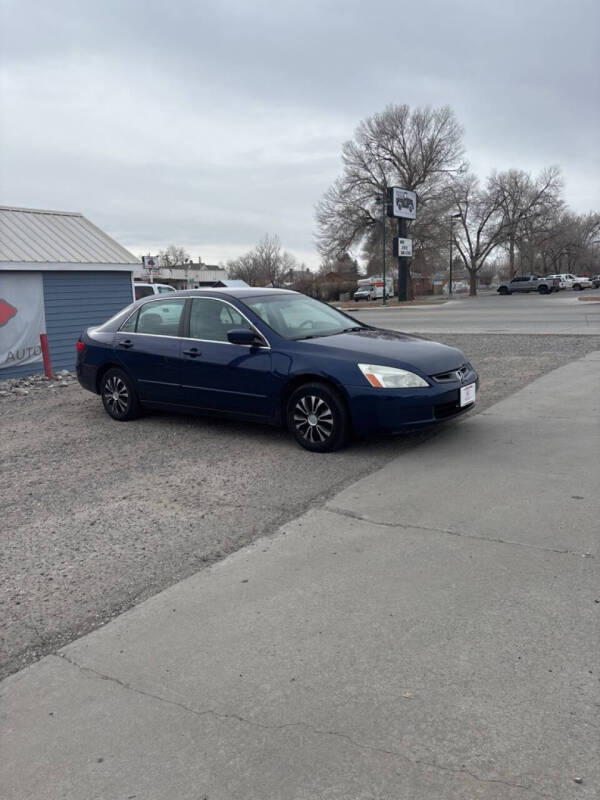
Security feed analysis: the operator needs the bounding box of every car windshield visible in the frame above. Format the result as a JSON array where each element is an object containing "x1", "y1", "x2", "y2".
[{"x1": 244, "y1": 294, "x2": 364, "y2": 340}]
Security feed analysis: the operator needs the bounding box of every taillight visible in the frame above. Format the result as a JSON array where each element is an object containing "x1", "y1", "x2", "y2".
[{"x1": 76, "y1": 341, "x2": 85, "y2": 352}]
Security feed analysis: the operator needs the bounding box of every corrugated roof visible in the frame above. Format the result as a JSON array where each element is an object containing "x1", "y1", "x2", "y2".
[{"x1": 0, "y1": 206, "x2": 140, "y2": 264}]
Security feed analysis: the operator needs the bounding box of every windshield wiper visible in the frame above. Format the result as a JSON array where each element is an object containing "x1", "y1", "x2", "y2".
[{"x1": 340, "y1": 326, "x2": 365, "y2": 333}]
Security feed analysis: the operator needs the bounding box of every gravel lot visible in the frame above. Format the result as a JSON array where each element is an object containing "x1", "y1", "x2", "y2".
[{"x1": 1, "y1": 333, "x2": 599, "y2": 679}]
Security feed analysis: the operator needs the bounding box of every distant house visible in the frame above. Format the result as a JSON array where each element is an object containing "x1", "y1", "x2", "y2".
[{"x1": 0, "y1": 205, "x2": 138, "y2": 378}]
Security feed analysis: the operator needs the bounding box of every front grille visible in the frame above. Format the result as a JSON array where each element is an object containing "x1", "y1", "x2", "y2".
[{"x1": 432, "y1": 363, "x2": 469, "y2": 383}]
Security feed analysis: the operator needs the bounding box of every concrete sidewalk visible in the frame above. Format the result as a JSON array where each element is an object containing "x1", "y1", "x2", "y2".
[{"x1": 2, "y1": 352, "x2": 599, "y2": 800}]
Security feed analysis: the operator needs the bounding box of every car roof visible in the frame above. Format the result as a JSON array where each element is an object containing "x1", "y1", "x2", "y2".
[{"x1": 163, "y1": 287, "x2": 298, "y2": 300}]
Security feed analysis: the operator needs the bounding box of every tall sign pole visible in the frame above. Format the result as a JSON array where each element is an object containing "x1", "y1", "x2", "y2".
[
  {"x1": 387, "y1": 187, "x2": 417, "y2": 302},
  {"x1": 382, "y1": 189, "x2": 387, "y2": 305},
  {"x1": 397, "y1": 215, "x2": 408, "y2": 301}
]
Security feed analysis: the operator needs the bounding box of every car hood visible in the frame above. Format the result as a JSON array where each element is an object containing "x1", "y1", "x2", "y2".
[{"x1": 299, "y1": 328, "x2": 467, "y2": 376}]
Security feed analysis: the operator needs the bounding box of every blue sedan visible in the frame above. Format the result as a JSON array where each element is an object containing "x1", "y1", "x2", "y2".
[{"x1": 76, "y1": 288, "x2": 478, "y2": 451}]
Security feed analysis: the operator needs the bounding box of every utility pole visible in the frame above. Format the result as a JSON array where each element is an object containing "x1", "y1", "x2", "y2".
[
  {"x1": 376, "y1": 191, "x2": 388, "y2": 305},
  {"x1": 449, "y1": 213, "x2": 460, "y2": 296}
]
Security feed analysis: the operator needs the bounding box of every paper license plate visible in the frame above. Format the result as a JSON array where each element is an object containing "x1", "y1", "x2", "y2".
[{"x1": 460, "y1": 383, "x2": 476, "y2": 407}]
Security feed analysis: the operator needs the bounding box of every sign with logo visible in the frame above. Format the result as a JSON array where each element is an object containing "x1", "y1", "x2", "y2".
[
  {"x1": 0, "y1": 273, "x2": 46, "y2": 370},
  {"x1": 393, "y1": 237, "x2": 413, "y2": 258},
  {"x1": 142, "y1": 255, "x2": 160, "y2": 272},
  {"x1": 387, "y1": 187, "x2": 417, "y2": 220}
]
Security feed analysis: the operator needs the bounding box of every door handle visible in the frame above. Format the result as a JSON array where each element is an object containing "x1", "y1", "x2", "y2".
[
  {"x1": 118, "y1": 339, "x2": 133, "y2": 349},
  {"x1": 183, "y1": 347, "x2": 201, "y2": 357}
]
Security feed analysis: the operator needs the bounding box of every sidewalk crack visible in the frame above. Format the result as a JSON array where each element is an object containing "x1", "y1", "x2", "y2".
[
  {"x1": 325, "y1": 506, "x2": 593, "y2": 558},
  {"x1": 56, "y1": 653, "x2": 556, "y2": 798}
]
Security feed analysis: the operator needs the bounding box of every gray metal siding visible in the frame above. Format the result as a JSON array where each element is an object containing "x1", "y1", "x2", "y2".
[{"x1": 43, "y1": 271, "x2": 133, "y2": 371}]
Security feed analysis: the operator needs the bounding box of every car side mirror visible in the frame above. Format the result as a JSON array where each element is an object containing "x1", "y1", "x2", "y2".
[{"x1": 227, "y1": 328, "x2": 262, "y2": 346}]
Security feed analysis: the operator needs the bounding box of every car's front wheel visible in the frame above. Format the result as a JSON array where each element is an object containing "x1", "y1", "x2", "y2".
[
  {"x1": 286, "y1": 383, "x2": 349, "y2": 452},
  {"x1": 100, "y1": 368, "x2": 140, "y2": 421}
]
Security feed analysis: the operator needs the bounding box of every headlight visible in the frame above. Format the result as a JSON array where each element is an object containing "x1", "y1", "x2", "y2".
[{"x1": 358, "y1": 363, "x2": 429, "y2": 388}]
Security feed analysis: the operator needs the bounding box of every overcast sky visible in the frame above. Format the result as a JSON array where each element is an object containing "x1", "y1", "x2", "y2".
[{"x1": 1, "y1": 0, "x2": 598, "y2": 267}]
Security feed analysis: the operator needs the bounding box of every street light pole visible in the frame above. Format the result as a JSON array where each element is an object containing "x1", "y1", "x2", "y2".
[{"x1": 375, "y1": 192, "x2": 388, "y2": 306}]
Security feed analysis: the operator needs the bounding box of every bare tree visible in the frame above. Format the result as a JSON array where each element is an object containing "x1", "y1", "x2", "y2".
[
  {"x1": 253, "y1": 234, "x2": 285, "y2": 286},
  {"x1": 158, "y1": 245, "x2": 191, "y2": 267},
  {"x1": 315, "y1": 104, "x2": 466, "y2": 295},
  {"x1": 227, "y1": 251, "x2": 263, "y2": 285},
  {"x1": 449, "y1": 174, "x2": 511, "y2": 295},
  {"x1": 227, "y1": 234, "x2": 299, "y2": 287},
  {"x1": 490, "y1": 167, "x2": 563, "y2": 277}
]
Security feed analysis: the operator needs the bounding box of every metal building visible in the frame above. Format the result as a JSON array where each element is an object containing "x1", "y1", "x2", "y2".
[{"x1": 0, "y1": 206, "x2": 138, "y2": 379}]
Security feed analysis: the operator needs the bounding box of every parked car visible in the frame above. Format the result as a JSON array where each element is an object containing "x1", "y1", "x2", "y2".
[
  {"x1": 76, "y1": 288, "x2": 478, "y2": 452},
  {"x1": 497, "y1": 275, "x2": 560, "y2": 295},
  {"x1": 591, "y1": 275, "x2": 600, "y2": 289},
  {"x1": 546, "y1": 274, "x2": 593, "y2": 290},
  {"x1": 133, "y1": 282, "x2": 176, "y2": 300}
]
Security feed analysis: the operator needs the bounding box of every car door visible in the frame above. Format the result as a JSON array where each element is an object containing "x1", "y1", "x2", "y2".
[
  {"x1": 178, "y1": 297, "x2": 276, "y2": 417},
  {"x1": 511, "y1": 276, "x2": 530, "y2": 292},
  {"x1": 115, "y1": 297, "x2": 186, "y2": 404}
]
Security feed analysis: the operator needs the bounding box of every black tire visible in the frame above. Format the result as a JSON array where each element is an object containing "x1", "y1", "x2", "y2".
[
  {"x1": 498, "y1": 286, "x2": 509, "y2": 295},
  {"x1": 538, "y1": 285, "x2": 549, "y2": 294},
  {"x1": 286, "y1": 382, "x2": 349, "y2": 452},
  {"x1": 100, "y1": 367, "x2": 140, "y2": 421},
  {"x1": 573, "y1": 283, "x2": 582, "y2": 291}
]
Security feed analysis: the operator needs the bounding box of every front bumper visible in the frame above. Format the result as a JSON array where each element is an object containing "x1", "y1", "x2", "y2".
[{"x1": 346, "y1": 369, "x2": 479, "y2": 436}]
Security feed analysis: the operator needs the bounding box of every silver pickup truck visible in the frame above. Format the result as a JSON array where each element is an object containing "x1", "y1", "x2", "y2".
[{"x1": 497, "y1": 275, "x2": 560, "y2": 295}]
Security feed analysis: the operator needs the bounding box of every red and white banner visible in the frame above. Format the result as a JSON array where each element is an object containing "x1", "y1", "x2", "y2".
[{"x1": 0, "y1": 273, "x2": 46, "y2": 370}]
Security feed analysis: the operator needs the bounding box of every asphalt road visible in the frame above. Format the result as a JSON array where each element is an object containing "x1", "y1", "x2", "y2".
[
  {"x1": 352, "y1": 290, "x2": 600, "y2": 334},
  {"x1": 1, "y1": 332, "x2": 599, "y2": 679}
]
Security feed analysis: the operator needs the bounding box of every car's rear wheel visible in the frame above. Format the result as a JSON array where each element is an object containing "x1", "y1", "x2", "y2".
[
  {"x1": 538, "y1": 285, "x2": 549, "y2": 294},
  {"x1": 287, "y1": 383, "x2": 348, "y2": 452},
  {"x1": 100, "y1": 368, "x2": 140, "y2": 421},
  {"x1": 498, "y1": 286, "x2": 509, "y2": 295},
  {"x1": 573, "y1": 283, "x2": 582, "y2": 291}
]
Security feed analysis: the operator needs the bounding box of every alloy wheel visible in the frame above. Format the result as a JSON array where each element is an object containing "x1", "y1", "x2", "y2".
[
  {"x1": 103, "y1": 375, "x2": 129, "y2": 416},
  {"x1": 293, "y1": 395, "x2": 334, "y2": 444}
]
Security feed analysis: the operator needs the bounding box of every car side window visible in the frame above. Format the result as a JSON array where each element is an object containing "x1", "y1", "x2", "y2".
[
  {"x1": 189, "y1": 298, "x2": 253, "y2": 342},
  {"x1": 120, "y1": 310, "x2": 138, "y2": 332},
  {"x1": 135, "y1": 299, "x2": 185, "y2": 336}
]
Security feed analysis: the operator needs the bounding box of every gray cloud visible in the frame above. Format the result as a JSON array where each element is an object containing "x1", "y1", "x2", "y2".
[{"x1": 1, "y1": 0, "x2": 598, "y2": 266}]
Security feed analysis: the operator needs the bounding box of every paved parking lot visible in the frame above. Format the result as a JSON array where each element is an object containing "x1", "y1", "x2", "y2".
[
  {"x1": 353, "y1": 290, "x2": 600, "y2": 334},
  {"x1": 2, "y1": 331, "x2": 599, "y2": 679}
]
